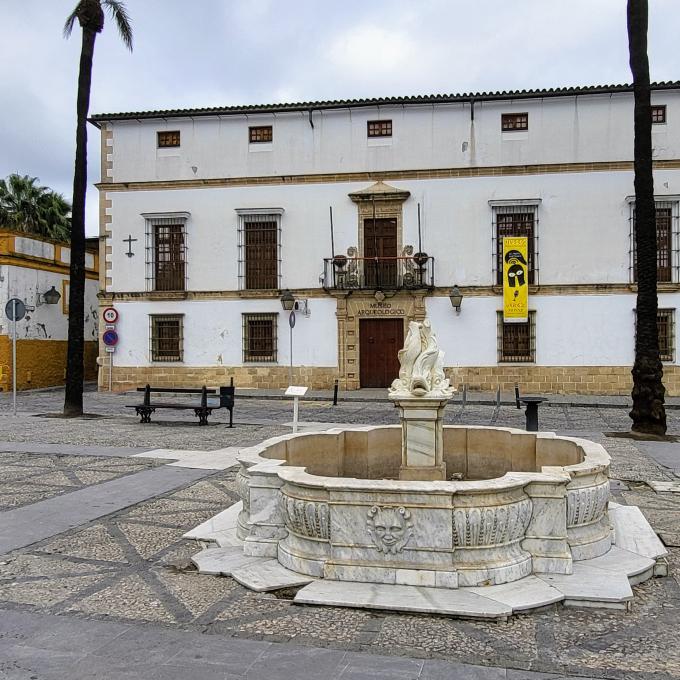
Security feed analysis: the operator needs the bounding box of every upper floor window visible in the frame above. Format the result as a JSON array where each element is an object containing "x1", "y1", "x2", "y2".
[
  {"x1": 157, "y1": 131, "x2": 180, "y2": 148},
  {"x1": 249, "y1": 125, "x2": 273, "y2": 143},
  {"x1": 367, "y1": 120, "x2": 392, "y2": 138},
  {"x1": 490, "y1": 200, "x2": 540, "y2": 286},
  {"x1": 501, "y1": 113, "x2": 528, "y2": 131},
  {"x1": 143, "y1": 213, "x2": 189, "y2": 292},
  {"x1": 652, "y1": 105, "x2": 667, "y2": 124},
  {"x1": 236, "y1": 209, "x2": 283, "y2": 290},
  {"x1": 629, "y1": 199, "x2": 679, "y2": 283}
]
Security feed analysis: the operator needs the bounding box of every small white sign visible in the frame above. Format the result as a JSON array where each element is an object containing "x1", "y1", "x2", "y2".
[
  {"x1": 105, "y1": 324, "x2": 116, "y2": 330},
  {"x1": 105, "y1": 347, "x2": 116, "y2": 353},
  {"x1": 285, "y1": 386, "x2": 308, "y2": 397}
]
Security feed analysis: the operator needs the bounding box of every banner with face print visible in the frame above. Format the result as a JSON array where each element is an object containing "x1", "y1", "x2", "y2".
[{"x1": 503, "y1": 237, "x2": 529, "y2": 322}]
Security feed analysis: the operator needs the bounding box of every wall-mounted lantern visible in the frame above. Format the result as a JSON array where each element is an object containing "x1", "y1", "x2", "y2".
[
  {"x1": 42, "y1": 286, "x2": 62, "y2": 305},
  {"x1": 280, "y1": 289, "x2": 295, "y2": 311},
  {"x1": 449, "y1": 285, "x2": 463, "y2": 314}
]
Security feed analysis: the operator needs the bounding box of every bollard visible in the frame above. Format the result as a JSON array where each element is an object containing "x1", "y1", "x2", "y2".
[
  {"x1": 333, "y1": 379, "x2": 339, "y2": 406},
  {"x1": 515, "y1": 383, "x2": 521, "y2": 409},
  {"x1": 520, "y1": 396, "x2": 547, "y2": 432}
]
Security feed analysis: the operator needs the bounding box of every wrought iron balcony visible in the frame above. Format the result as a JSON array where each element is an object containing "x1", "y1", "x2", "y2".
[{"x1": 322, "y1": 253, "x2": 435, "y2": 291}]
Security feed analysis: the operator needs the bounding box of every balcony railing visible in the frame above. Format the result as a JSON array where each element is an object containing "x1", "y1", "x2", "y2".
[{"x1": 322, "y1": 255, "x2": 435, "y2": 290}]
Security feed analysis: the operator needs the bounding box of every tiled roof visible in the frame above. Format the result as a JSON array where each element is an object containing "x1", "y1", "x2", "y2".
[{"x1": 89, "y1": 82, "x2": 680, "y2": 124}]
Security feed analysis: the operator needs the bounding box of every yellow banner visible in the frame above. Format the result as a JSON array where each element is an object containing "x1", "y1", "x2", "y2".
[{"x1": 503, "y1": 237, "x2": 529, "y2": 323}]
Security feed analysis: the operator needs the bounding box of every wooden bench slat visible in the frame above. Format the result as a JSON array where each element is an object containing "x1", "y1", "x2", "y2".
[{"x1": 135, "y1": 387, "x2": 217, "y2": 394}]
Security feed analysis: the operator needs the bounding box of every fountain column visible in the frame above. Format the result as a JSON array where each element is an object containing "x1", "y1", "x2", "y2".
[{"x1": 388, "y1": 319, "x2": 454, "y2": 481}]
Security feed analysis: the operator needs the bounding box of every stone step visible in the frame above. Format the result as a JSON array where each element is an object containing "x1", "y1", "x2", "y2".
[
  {"x1": 231, "y1": 559, "x2": 315, "y2": 592},
  {"x1": 191, "y1": 546, "x2": 263, "y2": 576},
  {"x1": 183, "y1": 501, "x2": 242, "y2": 546},
  {"x1": 610, "y1": 504, "x2": 669, "y2": 560}
]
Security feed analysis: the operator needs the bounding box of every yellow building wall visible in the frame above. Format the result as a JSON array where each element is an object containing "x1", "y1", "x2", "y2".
[{"x1": 0, "y1": 337, "x2": 98, "y2": 391}]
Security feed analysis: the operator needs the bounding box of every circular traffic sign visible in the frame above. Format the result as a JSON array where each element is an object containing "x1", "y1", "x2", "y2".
[
  {"x1": 288, "y1": 310, "x2": 296, "y2": 329},
  {"x1": 5, "y1": 298, "x2": 26, "y2": 321},
  {"x1": 102, "y1": 307, "x2": 119, "y2": 323},
  {"x1": 102, "y1": 329, "x2": 119, "y2": 347}
]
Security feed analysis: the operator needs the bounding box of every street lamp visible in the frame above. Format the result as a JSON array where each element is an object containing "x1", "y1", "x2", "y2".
[
  {"x1": 449, "y1": 285, "x2": 463, "y2": 314},
  {"x1": 280, "y1": 290, "x2": 296, "y2": 385},
  {"x1": 280, "y1": 289, "x2": 295, "y2": 311},
  {"x1": 42, "y1": 286, "x2": 61, "y2": 305}
]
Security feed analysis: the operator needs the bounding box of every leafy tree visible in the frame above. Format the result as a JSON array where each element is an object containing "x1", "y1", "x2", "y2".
[
  {"x1": 0, "y1": 173, "x2": 71, "y2": 241},
  {"x1": 628, "y1": 0, "x2": 667, "y2": 435},
  {"x1": 63, "y1": 0, "x2": 132, "y2": 416}
]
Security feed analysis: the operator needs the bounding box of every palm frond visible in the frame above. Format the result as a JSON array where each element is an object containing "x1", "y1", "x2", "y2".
[
  {"x1": 63, "y1": 7, "x2": 79, "y2": 38},
  {"x1": 103, "y1": 0, "x2": 133, "y2": 51}
]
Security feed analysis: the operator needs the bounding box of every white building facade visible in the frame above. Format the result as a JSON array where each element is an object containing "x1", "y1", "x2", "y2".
[{"x1": 92, "y1": 83, "x2": 680, "y2": 395}]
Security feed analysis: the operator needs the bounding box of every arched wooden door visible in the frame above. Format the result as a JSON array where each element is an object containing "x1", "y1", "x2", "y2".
[{"x1": 359, "y1": 318, "x2": 404, "y2": 388}]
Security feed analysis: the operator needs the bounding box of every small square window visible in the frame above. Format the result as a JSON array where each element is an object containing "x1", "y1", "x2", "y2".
[
  {"x1": 157, "y1": 131, "x2": 180, "y2": 148},
  {"x1": 243, "y1": 313, "x2": 278, "y2": 362},
  {"x1": 367, "y1": 120, "x2": 392, "y2": 138},
  {"x1": 652, "y1": 105, "x2": 667, "y2": 124},
  {"x1": 501, "y1": 113, "x2": 528, "y2": 132},
  {"x1": 249, "y1": 126, "x2": 273, "y2": 143},
  {"x1": 498, "y1": 311, "x2": 536, "y2": 363},
  {"x1": 150, "y1": 315, "x2": 183, "y2": 362}
]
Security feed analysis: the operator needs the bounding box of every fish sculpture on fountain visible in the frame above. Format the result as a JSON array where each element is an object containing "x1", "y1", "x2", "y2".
[{"x1": 389, "y1": 318, "x2": 455, "y2": 399}]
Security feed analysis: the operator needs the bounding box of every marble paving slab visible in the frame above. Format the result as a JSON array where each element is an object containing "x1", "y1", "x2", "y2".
[
  {"x1": 183, "y1": 502, "x2": 242, "y2": 543},
  {"x1": 467, "y1": 576, "x2": 564, "y2": 611},
  {"x1": 648, "y1": 480, "x2": 680, "y2": 493},
  {"x1": 191, "y1": 546, "x2": 264, "y2": 576},
  {"x1": 583, "y1": 545, "x2": 656, "y2": 581},
  {"x1": 134, "y1": 447, "x2": 241, "y2": 470},
  {"x1": 536, "y1": 563, "x2": 633, "y2": 608},
  {"x1": 610, "y1": 504, "x2": 669, "y2": 560},
  {"x1": 231, "y1": 559, "x2": 315, "y2": 592},
  {"x1": 294, "y1": 580, "x2": 512, "y2": 618}
]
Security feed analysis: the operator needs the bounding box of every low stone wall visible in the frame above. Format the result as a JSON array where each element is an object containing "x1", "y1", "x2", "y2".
[{"x1": 99, "y1": 363, "x2": 680, "y2": 396}]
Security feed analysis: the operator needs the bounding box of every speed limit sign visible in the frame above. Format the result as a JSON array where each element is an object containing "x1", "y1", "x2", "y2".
[{"x1": 102, "y1": 307, "x2": 118, "y2": 324}]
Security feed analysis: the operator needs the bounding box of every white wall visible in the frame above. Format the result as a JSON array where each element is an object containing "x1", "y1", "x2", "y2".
[
  {"x1": 0, "y1": 265, "x2": 98, "y2": 342},
  {"x1": 107, "y1": 168, "x2": 680, "y2": 292},
  {"x1": 109, "y1": 298, "x2": 337, "y2": 367},
  {"x1": 427, "y1": 292, "x2": 680, "y2": 367},
  {"x1": 108, "y1": 91, "x2": 680, "y2": 184}
]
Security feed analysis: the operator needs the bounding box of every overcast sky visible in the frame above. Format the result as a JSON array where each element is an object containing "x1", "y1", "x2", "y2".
[{"x1": 1, "y1": 0, "x2": 679, "y2": 236}]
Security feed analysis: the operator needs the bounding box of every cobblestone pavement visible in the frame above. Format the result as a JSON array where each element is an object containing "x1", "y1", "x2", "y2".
[
  {"x1": 0, "y1": 453, "x2": 162, "y2": 511},
  {"x1": 1, "y1": 387, "x2": 679, "y2": 678},
  {"x1": 0, "y1": 452, "x2": 678, "y2": 679},
  {"x1": 1, "y1": 385, "x2": 680, "y2": 452}
]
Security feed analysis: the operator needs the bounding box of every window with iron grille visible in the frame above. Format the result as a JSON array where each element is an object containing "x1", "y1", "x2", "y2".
[
  {"x1": 144, "y1": 215, "x2": 188, "y2": 291},
  {"x1": 150, "y1": 315, "x2": 183, "y2": 362},
  {"x1": 657, "y1": 309, "x2": 675, "y2": 361},
  {"x1": 501, "y1": 113, "x2": 528, "y2": 131},
  {"x1": 652, "y1": 105, "x2": 667, "y2": 124},
  {"x1": 367, "y1": 120, "x2": 392, "y2": 138},
  {"x1": 491, "y1": 203, "x2": 539, "y2": 285},
  {"x1": 629, "y1": 200, "x2": 679, "y2": 283},
  {"x1": 497, "y1": 311, "x2": 536, "y2": 363},
  {"x1": 243, "y1": 313, "x2": 277, "y2": 362},
  {"x1": 157, "y1": 131, "x2": 180, "y2": 148},
  {"x1": 249, "y1": 125, "x2": 273, "y2": 143},
  {"x1": 237, "y1": 210, "x2": 283, "y2": 290}
]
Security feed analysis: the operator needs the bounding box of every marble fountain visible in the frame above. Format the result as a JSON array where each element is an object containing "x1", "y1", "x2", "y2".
[{"x1": 187, "y1": 319, "x2": 668, "y2": 618}]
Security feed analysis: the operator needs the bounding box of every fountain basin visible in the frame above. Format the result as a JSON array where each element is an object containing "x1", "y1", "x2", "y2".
[{"x1": 235, "y1": 425, "x2": 611, "y2": 588}]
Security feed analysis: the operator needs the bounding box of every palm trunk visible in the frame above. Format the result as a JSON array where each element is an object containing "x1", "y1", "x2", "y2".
[
  {"x1": 64, "y1": 27, "x2": 97, "y2": 416},
  {"x1": 628, "y1": 0, "x2": 667, "y2": 435}
]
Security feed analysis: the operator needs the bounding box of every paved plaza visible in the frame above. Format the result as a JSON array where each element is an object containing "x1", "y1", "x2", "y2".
[{"x1": 0, "y1": 386, "x2": 679, "y2": 679}]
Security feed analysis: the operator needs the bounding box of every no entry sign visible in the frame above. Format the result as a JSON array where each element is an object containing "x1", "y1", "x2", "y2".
[{"x1": 102, "y1": 329, "x2": 119, "y2": 347}]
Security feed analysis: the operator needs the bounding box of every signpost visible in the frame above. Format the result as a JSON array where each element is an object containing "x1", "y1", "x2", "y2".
[
  {"x1": 288, "y1": 310, "x2": 296, "y2": 385},
  {"x1": 102, "y1": 308, "x2": 119, "y2": 391},
  {"x1": 5, "y1": 298, "x2": 26, "y2": 416},
  {"x1": 285, "y1": 385, "x2": 308, "y2": 433}
]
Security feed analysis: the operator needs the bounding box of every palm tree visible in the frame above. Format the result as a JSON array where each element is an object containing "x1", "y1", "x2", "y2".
[
  {"x1": 63, "y1": 0, "x2": 132, "y2": 416},
  {"x1": 628, "y1": 0, "x2": 667, "y2": 435},
  {"x1": 0, "y1": 173, "x2": 71, "y2": 241}
]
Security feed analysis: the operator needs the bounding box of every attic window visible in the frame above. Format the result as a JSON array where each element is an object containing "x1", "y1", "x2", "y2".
[
  {"x1": 367, "y1": 120, "x2": 392, "y2": 138},
  {"x1": 652, "y1": 105, "x2": 667, "y2": 124},
  {"x1": 501, "y1": 113, "x2": 528, "y2": 131},
  {"x1": 157, "y1": 131, "x2": 180, "y2": 148},
  {"x1": 249, "y1": 126, "x2": 273, "y2": 143}
]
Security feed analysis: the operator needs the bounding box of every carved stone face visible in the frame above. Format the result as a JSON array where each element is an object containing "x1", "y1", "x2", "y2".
[{"x1": 367, "y1": 506, "x2": 413, "y2": 554}]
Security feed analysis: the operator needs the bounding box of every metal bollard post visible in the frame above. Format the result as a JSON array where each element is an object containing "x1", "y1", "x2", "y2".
[
  {"x1": 333, "y1": 379, "x2": 339, "y2": 406},
  {"x1": 520, "y1": 396, "x2": 547, "y2": 432}
]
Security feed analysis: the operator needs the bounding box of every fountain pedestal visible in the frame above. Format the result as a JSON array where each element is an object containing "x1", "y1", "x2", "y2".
[{"x1": 391, "y1": 396, "x2": 449, "y2": 480}]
